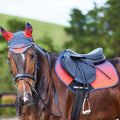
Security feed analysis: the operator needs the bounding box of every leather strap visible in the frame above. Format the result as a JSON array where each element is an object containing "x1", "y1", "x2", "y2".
[
  {"x1": 15, "y1": 73, "x2": 34, "y2": 82},
  {"x1": 45, "y1": 51, "x2": 61, "y2": 117},
  {"x1": 71, "y1": 89, "x2": 85, "y2": 120}
]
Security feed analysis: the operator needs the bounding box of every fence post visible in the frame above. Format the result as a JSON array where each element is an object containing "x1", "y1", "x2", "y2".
[{"x1": 0, "y1": 92, "x2": 17, "y2": 117}]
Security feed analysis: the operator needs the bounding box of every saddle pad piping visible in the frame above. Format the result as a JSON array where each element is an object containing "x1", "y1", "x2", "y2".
[{"x1": 55, "y1": 52, "x2": 75, "y2": 93}]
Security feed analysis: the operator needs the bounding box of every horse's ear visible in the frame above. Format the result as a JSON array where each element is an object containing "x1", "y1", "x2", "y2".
[
  {"x1": 24, "y1": 22, "x2": 32, "y2": 38},
  {"x1": 0, "y1": 27, "x2": 13, "y2": 41}
]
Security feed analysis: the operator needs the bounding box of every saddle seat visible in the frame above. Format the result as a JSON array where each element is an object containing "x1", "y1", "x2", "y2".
[
  {"x1": 64, "y1": 48, "x2": 105, "y2": 64},
  {"x1": 61, "y1": 48, "x2": 106, "y2": 84}
]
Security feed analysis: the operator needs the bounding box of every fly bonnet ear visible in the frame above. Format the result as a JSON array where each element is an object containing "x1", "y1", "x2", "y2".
[
  {"x1": 24, "y1": 22, "x2": 32, "y2": 38},
  {"x1": 0, "y1": 27, "x2": 13, "y2": 41}
]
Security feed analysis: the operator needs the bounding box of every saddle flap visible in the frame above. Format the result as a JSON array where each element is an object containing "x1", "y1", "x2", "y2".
[
  {"x1": 74, "y1": 59, "x2": 96, "y2": 83},
  {"x1": 61, "y1": 54, "x2": 96, "y2": 84},
  {"x1": 62, "y1": 55, "x2": 76, "y2": 77}
]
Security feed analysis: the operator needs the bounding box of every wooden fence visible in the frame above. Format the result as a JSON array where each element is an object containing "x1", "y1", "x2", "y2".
[{"x1": 0, "y1": 92, "x2": 16, "y2": 108}]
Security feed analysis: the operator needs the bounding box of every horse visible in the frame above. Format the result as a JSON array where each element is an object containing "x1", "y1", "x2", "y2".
[{"x1": 1, "y1": 23, "x2": 120, "y2": 120}]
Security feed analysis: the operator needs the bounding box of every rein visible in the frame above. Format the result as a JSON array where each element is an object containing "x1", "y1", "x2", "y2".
[{"x1": 8, "y1": 43, "x2": 61, "y2": 118}]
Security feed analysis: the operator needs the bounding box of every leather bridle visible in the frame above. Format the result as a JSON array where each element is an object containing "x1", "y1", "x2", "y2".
[{"x1": 8, "y1": 42, "x2": 61, "y2": 118}]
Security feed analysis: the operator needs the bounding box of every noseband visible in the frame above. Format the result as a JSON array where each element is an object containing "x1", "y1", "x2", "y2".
[{"x1": 8, "y1": 42, "x2": 61, "y2": 118}]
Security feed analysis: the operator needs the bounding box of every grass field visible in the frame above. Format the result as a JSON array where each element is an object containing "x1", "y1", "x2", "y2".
[{"x1": 0, "y1": 14, "x2": 70, "y2": 50}]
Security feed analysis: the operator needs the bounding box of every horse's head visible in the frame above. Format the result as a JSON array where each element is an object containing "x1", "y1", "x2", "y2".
[{"x1": 0, "y1": 23, "x2": 37, "y2": 106}]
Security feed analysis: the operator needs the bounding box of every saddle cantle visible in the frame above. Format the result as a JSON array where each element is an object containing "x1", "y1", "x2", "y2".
[{"x1": 61, "y1": 48, "x2": 105, "y2": 84}]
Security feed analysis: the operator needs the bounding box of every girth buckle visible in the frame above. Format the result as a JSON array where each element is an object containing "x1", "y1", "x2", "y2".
[{"x1": 73, "y1": 86, "x2": 88, "y2": 90}]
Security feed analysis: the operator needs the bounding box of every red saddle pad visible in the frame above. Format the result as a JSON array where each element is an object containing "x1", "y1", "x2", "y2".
[{"x1": 55, "y1": 52, "x2": 119, "y2": 93}]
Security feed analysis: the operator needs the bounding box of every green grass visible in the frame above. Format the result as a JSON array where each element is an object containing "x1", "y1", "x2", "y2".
[
  {"x1": 0, "y1": 96, "x2": 16, "y2": 116},
  {"x1": 0, "y1": 13, "x2": 70, "y2": 50}
]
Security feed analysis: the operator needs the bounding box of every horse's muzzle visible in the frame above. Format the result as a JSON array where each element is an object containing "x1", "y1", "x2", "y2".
[{"x1": 20, "y1": 93, "x2": 33, "y2": 106}]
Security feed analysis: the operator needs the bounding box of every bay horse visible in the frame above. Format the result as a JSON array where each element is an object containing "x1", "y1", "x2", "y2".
[{"x1": 1, "y1": 23, "x2": 120, "y2": 120}]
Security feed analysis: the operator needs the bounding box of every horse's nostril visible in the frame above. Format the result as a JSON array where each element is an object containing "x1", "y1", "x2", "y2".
[
  {"x1": 27, "y1": 93, "x2": 31, "y2": 99},
  {"x1": 24, "y1": 99, "x2": 31, "y2": 105},
  {"x1": 23, "y1": 93, "x2": 32, "y2": 105}
]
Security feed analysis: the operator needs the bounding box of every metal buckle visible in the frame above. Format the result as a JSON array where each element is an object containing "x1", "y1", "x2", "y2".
[{"x1": 73, "y1": 86, "x2": 88, "y2": 90}]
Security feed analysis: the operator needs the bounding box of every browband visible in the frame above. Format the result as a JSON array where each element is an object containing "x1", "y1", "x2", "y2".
[{"x1": 8, "y1": 42, "x2": 34, "y2": 49}]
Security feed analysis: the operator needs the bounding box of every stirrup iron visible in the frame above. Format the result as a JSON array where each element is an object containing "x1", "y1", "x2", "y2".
[{"x1": 82, "y1": 98, "x2": 91, "y2": 115}]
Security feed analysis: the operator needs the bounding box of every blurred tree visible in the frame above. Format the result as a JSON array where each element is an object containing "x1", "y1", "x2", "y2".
[
  {"x1": 99, "y1": 0, "x2": 120, "y2": 58},
  {"x1": 36, "y1": 34, "x2": 59, "y2": 53},
  {"x1": 85, "y1": 3, "x2": 104, "y2": 49},
  {"x1": 65, "y1": 8, "x2": 86, "y2": 41},
  {"x1": 64, "y1": 8, "x2": 88, "y2": 53},
  {"x1": 0, "y1": 35, "x2": 7, "y2": 57},
  {"x1": 7, "y1": 19, "x2": 25, "y2": 32},
  {"x1": 64, "y1": 1, "x2": 120, "y2": 58},
  {"x1": 64, "y1": 7, "x2": 103, "y2": 53}
]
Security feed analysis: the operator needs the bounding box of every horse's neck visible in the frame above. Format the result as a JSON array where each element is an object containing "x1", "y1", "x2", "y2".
[
  {"x1": 35, "y1": 53, "x2": 57, "y2": 102},
  {"x1": 34, "y1": 52, "x2": 74, "y2": 119}
]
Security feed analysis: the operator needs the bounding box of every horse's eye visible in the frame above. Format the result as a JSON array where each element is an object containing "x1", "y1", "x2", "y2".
[{"x1": 30, "y1": 54, "x2": 35, "y2": 60}]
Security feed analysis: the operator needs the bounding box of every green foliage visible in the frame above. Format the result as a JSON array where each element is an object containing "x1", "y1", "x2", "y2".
[
  {"x1": 0, "y1": 35, "x2": 8, "y2": 57},
  {"x1": 36, "y1": 35, "x2": 59, "y2": 53},
  {"x1": 65, "y1": 8, "x2": 86, "y2": 38},
  {"x1": 0, "y1": 107, "x2": 16, "y2": 116},
  {"x1": 0, "y1": 57, "x2": 15, "y2": 92},
  {"x1": 0, "y1": 97, "x2": 16, "y2": 116},
  {"x1": 99, "y1": 0, "x2": 120, "y2": 58},
  {"x1": 7, "y1": 19, "x2": 26, "y2": 32},
  {"x1": 64, "y1": 8, "x2": 100, "y2": 53},
  {"x1": 64, "y1": 8, "x2": 87, "y2": 53},
  {"x1": 64, "y1": 0, "x2": 120, "y2": 58}
]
